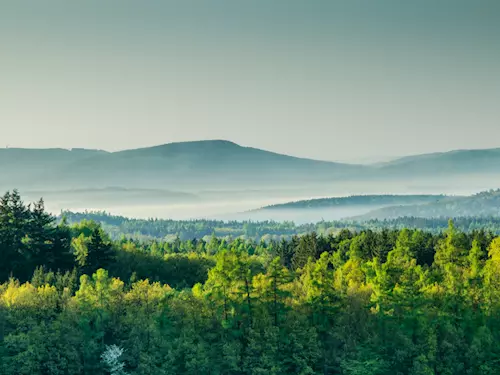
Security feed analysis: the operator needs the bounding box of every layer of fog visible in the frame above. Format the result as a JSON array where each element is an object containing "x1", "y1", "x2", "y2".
[
  {"x1": 27, "y1": 175, "x2": 500, "y2": 223},
  {"x1": 43, "y1": 197, "x2": 311, "y2": 221},
  {"x1": 43, "y1": 201, "x2": 384, "y2": 224}
]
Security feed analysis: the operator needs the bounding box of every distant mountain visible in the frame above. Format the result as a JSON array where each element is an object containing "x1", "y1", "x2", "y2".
[
  {"x1": 0, "y1": 148, "x2": 106, "y2": 190},
  {"x1": 2, "y1": 141, "x2": 500, "y2": 196},
  {"x1": 1, "y1": 140, "x2": 367, "y2": 191},
  {"x1": 375, "y1": 148, "x2": 500, "y2": 176},
  {"x1": 353, "y1": 189, "x2": 500, "y2": 220}
]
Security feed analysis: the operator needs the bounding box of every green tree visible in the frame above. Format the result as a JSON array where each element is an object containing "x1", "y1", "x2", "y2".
[{"x1": 75, "y1": 228, "x2": 115, "y2": 275}]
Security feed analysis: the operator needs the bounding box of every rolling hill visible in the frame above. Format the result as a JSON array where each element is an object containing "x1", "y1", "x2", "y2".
[
  {"x1": 0, "y1": 148, "x2": 107, "y2": 190},
  {"x1": 352, "y1": 189, "x2": 500, "y2": 220},
  {"x1": 236, "y1": 190, "x2": 500, "y2": 223},
  {"x1": 374, "y1": 148, "x2": 500, "y2": 176},
  {"x1": 225, "y1": 194, "x2": 449, "y2": 223},
  {"x1": 258, "y1": 194, "x2": 447, "y2": 210},
  {"x1": 1, "y1": 140, "x2": 367, "y2": 192},
  {"x1": 1, "y1": 140, "x2": 500, "y2": 198}
]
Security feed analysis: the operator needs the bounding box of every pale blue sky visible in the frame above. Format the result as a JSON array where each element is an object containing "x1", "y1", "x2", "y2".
[{"x1": 1, "y1": 0, "x2": 499, "y2": 161}]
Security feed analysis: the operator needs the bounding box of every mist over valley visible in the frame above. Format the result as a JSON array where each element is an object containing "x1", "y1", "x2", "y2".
[{"x1": 5, "y1": 140, "x2": 500, "y2": 223}]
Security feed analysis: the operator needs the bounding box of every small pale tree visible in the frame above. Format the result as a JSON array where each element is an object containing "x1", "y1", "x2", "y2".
[{"x1": 101, "y1": 345, "x2": 128, "y2": 375}]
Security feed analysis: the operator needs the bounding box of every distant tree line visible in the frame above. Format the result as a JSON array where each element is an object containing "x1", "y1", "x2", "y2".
[
  {"x1": 261, "y1": 194, "x2": 445, "y2": 210},
  {"x1": 62, "y1": 210, "x2": 500, "y2": 242}
]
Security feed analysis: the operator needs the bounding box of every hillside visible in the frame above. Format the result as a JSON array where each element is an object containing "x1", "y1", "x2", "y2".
[
  {"x1": 354, "y1": 189, "x2": 500, "y2": 220},
  {"x1": 375, "y1": 148, "x2": 500, "y2": 176},
  {"x1": 223, "y1": 194, "x2": 449, "y2": 223},
  {"x1": 244, "y1": 191, "x2": 500, "y2": 223},
  {"x1": 1, "y1": 140, "x2": 366, "y2": 192},
  {"x1": 258, "y1": 194, "x2": 447, "y2": 210},
  {"x1": 0, "y1": 148, "x2": 107, "y2": 190}
]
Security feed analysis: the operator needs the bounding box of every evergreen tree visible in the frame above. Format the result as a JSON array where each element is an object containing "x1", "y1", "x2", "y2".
[
  {"x1": 76, "y1": 228, "x2": 116, "y2": 275},
  {"x1": 0, "y1": 190, "x2": 30, "y2": 280}
]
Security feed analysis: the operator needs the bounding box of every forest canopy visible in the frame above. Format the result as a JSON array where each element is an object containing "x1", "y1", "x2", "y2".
[{"x1": 1, "y1": 191, "x2": 500, "y2": 373}]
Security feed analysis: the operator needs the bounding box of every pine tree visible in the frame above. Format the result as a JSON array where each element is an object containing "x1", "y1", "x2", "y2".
[
  {"x1": 0, "y1": 190, "x2": 30, "y2": 280},
  {"x1": 76, "y1": 228, "x2": 115, "y2": 275},
  {"x1": 292, "y1": 232, "x2": 319, "y2": 270}
]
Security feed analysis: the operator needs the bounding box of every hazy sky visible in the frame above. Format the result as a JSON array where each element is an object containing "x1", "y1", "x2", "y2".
[{"x1": 1, "y1": 0, "x2": 499, "y2": 162}]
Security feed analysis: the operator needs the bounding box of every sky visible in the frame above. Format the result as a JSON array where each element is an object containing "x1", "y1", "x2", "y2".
[{"x1": 1, "y1": 0, "x2": 499, "y2": 162}]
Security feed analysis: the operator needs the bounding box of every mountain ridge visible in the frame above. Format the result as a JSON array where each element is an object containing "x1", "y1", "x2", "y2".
[
  {"x1": 1, "y1": 140, "x2": 500, "y2": 193},
  {"x1": 4, "y1": 139, "x2": 499, "y2": 165}
]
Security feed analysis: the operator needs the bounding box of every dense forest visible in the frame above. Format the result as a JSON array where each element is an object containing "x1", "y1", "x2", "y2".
[
  {"x1": 62, "y1": 210, "x2": 500, "y2": 241},
  {"x1": 2, "y1": 191, "x2": 500, "y2": 373}
]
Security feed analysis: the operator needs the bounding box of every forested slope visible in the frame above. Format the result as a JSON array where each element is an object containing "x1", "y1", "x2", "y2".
[
  {"x1": 259, "y1": 194, "x2": 447, "y2": 210},
  {"x1": 2, "y1": 191, "x2": 500, "y2": 373},
  {"x1": 356, "y1": 189, "x2": 500, "y2": 220}
]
